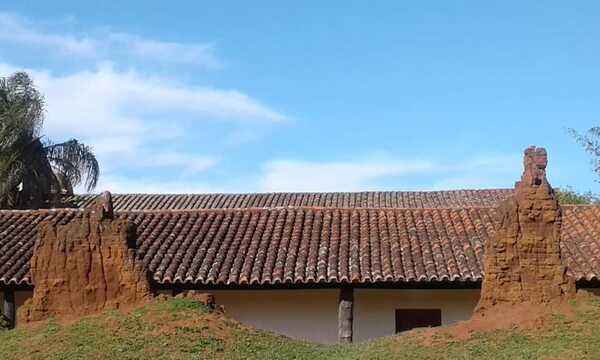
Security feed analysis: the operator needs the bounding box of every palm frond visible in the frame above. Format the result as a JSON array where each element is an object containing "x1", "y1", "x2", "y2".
[
  {"x1": 0, "y1": 136, "x2": 53, "y2": 208},
  {"x1": 0, "y1": 71, "x2": 44, "y2": 139},
  {"x1": 0, "y1": 71, "x2": 100, "y2": 208},
  {"x1": 45, "y1": 139, "x2": 100, "y2": 193}
]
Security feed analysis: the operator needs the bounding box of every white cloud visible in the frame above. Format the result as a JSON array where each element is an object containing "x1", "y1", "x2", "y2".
[
  {"x1": 258, "y1": 158, "x2": 435, "y2": 192},
  {"x1": 0, "y1": 12, "x2": 293, "y2": 195},
  {"x1": 74, "y1": 152, "x2": 521, "y2": 194},
  {"x1": 0, "y1": 12, "x2": 521, "y2": 195},
  {"x1": 0, "y1": 60, "x2": 286, "y2": 193},
  {"x1": 87, "y1": 136, "x2": 142, "y2": 156},
  {"x1": 0, "y1": 63, "x2": 286, "y2": 141},
  {"x1": 431, "y1": 154, "x2": 522, "y2": 190},
  {"x1": 447, "y1": 154, "x2": 522, "y2": 174},
  {"x1": 92, "y1": 175, "x2": 225, "y2": 194},
  {"x1": 0, "y1": 13, "x2": 95, "y2": 56},
  {"x1": 143, "y1": 152, "x2": 221, "y2": 177},
  {"x1": 0, "y1": 12, "x2": 221, "y2": 67},
  {"x1": 108, "y1": 33, "x2": 221, "y2": 68},
  {"x1": 256, "y1": 153, "x2": 521, "y2": 192}
]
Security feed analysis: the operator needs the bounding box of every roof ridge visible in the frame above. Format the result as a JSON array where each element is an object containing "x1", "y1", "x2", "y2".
[
  {"x1": 5, "y1": 204, "x2": 596, "y2": 215},
  {"x1": 0, "y1": 208, "x2": 84, "y2": 214},
  {"x1": 114, "y1": 205, "x2": 500, "y2": 214},
  {"x1": 65, "y1": 188, "x2": 515, "y2": 197}
]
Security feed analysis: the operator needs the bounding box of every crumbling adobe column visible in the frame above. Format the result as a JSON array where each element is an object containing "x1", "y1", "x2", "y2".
[
  {"x1": 476, "y1": 147, "x2": 575, "y2": 313},
  {"x1": 18, "y1": 192, "x2": 151, "y2": 323}
]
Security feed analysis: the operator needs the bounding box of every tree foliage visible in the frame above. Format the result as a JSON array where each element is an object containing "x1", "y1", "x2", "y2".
[
  {"x1": 0, "y1": 71, "x2": 99, "y2": 209},
  {"x1": 556, "y1": 186, "x2": 600, "y2": 205},
  {"x1": 567, "y1": 126, "x2": 600, "y2": 180}
]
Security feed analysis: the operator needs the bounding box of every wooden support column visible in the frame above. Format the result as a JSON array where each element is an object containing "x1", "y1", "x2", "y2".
[
  {"x1": 338, "y1": 287, "x2": 354, "y2": 343},
  {"x1": 3, "y1": 291, "x2": 15, "y2": 329}
]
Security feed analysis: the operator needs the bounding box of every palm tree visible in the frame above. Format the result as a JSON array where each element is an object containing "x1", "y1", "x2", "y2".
[{"x1": 0, "y1": 71, "x2": 99, "y2": 209}]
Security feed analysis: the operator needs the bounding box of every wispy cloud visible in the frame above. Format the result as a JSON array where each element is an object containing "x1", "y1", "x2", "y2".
[
  {"x1": 255, "y1": 153, "x2": 521, "y2": 192},
  {"x1": 0, "y1": 13, "x2": 95, "y2": 56},
  {"x1": 93, "y1": 175, "x2": 226, "y2": 194},
  {"x1": 430, "y1": 154, "x2": 522, "y2": 190},
  {"x1": 0, "y1": 12, "x2": 221, "y2": 67},
  {"x1": 446, "y1": 154, "x2": 522, "y2": 174},
  {"x1": 0, "y1": 11, "x2": 521, "y2": 195},
  {"x1": 108, "y1": 33, "x2": 221, "y2": 68},
  {"x1": 0, "y1": 62, "x2": 287, "y2": 137},
  {"x1": 0, "y1": 61, "x2": 289, "y2": 192},
  {"x1": 143, "y1": 152, "x2": 221, "y2": 177},
  {"x1": 0, "y1": 12, "x2": 293, "y2": 194},
  {"x1": 257, "y1": 157, "x2": 435, "y2": 192},
  {"x1": 77, "y1": 152, "x2": 521, "y2": 194}
]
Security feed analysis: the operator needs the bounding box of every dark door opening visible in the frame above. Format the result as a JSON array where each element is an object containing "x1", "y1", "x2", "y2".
[{"x1": 395, "y1": 309, "x2": 441, "y2": 333}]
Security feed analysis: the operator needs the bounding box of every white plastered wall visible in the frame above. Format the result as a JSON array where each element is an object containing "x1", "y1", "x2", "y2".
[
  {"x1": 211, "y1": 289, "x2": 340, "y2": 343},
  {"x1": 210, "y1": 288, "x2": 480, "y2": 343},
  {"x1": 353, "y1": 289, "x2": 480, "y2": 342}
]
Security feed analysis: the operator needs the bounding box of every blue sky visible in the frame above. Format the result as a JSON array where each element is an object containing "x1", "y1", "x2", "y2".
[{"x1": 0, "y1": 1, "x2": 598, "y2": 193}]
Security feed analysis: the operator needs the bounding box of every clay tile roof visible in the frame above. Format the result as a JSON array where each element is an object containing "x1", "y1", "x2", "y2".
[
  {"x1": 559, "y1": 205, "x2": 600, "y2": 281},
  {"x1": 1, "y1": 204, "x2": 599, "y2": 286},
  {"x1": 57, "y1": 189, "x2": 514, "y2": 210},
  {"x1": 0, "y1": 209, "x2": 81, "y2": 285}
]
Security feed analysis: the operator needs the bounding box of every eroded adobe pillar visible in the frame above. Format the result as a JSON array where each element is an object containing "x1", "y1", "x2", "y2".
[
  {"x1": 18, "y1": 192, "x2": 151, "y2": 323},
  {"x1": 476, "y1": 147, "x2": 575, "y2": 313}
]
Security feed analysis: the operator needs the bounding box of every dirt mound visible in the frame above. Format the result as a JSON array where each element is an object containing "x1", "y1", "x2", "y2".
[
  {"x1": 5, "y1": 297, "x2": 252, "y2": 360},
  {"x1": 421, "y1": 290, "x2": 599, "y2": 348},
  {"x1": 430, "y1": 302, "x2": 568, "y2": 343},
  {"x1": 4, "y1": 294, "x2": 600, "y2": 359},
  {"x1": 18, "y1": 192, "x2": 151, "y2": 323}
]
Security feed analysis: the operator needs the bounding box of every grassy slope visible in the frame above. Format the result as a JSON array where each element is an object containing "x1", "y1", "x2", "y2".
[{"x1": 2, "y1": 297, "x2": 600, "y2": 360}]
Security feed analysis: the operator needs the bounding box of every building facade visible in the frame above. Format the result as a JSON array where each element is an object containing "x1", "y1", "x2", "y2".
[{"x1": 1, "y1": 151, "x2": 599, "y2": 343}]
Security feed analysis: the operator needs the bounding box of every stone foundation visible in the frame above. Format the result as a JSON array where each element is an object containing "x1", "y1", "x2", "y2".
[{"x1": 18, "y1": 192, "x2": 151, "y2": 323}]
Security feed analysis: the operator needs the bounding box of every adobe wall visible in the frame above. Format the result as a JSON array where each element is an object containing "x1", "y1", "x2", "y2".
[
  {"x1": 17, "y1": 192, "x2": 151, "y2": 323},
  {"x1": 476, "y1": 147, "x2": 575, "y2": 313}
]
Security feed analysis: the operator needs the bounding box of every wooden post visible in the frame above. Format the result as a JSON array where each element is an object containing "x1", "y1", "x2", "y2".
[
  {"x1": 338, "y1": 287, "x2": 354, "y2": 343},
  {"x1": 3, "y1": 291, "x2": 15, "y2": 329}
]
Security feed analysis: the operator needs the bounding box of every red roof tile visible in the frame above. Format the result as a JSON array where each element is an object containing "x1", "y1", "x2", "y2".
[
  {"x1": 57, "y1": 189, "x2": 514, "y2": 210},
  {"x1": 1, "y1": 204, "x2": 599, "y2": 286}
]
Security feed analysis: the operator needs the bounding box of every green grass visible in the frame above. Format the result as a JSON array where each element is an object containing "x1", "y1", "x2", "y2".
[
  {"x1": 2, "y1": 297, "x2": 600, "y2": 359},
  {"x1": 156, "y1": 297, "x2": 212, "y2": 314}
]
